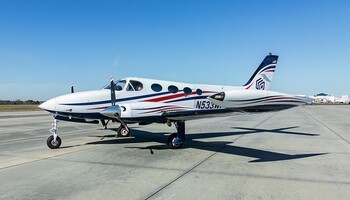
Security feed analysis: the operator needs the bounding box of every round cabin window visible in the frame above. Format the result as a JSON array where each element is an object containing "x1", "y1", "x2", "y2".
[
  {"x1": 168, "y1": 85, "x2": 179, "y2": 93},
  {"x1": 196, "y1": 89, "x2": 203, "y2": 95},
  {"x1": 151, "y1": 83, "x2": 163, "y2": 92},
  {"x1": 183, "y1": 87, "x2": 192, "y2": 95}
]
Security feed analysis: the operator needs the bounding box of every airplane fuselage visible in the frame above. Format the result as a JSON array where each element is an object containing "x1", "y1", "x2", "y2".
[
  {"x1": 40, "y1": 77, "x2": 306, "y2": 124},
  {"x1": 40, "y1": 77, "x2": 241, "y2": 123}
]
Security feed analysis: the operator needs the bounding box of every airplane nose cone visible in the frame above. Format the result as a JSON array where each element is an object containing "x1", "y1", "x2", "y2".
[{"x1": 39, "y1": 98, "x2": 56, "y2": 111}]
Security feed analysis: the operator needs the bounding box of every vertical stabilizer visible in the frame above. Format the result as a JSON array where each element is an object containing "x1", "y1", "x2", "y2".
[{"x1": 243, "y1": 54, "x2": 278, "y2": 90}]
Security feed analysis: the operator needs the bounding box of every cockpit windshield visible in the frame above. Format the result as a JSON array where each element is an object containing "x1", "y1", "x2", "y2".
[{"x1": 103, "y1": 80, "x2": 126, "y2": 91}]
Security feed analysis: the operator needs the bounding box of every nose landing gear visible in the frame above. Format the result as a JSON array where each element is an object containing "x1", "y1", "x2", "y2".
[{"x1": 47, "y1": 118, "x2": 62, "y2": 149}]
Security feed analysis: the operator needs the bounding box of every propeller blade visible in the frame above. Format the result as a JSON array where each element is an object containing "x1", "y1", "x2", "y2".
[
  {"x1": 71, "y1": 82, "x2": 74, "y2": 93},
  {"x1": 110, "y1": 77, "x2": 116, "y2": 106}
]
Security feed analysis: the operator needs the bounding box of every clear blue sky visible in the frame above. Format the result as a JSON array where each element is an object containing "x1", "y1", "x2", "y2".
[{"x1": 1, "y1": 0, "x2": 349, "y2": 100}]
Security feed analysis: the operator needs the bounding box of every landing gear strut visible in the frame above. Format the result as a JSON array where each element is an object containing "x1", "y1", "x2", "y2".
[
  {"x1": 101, "y1": 119, "x2": 110, "y2": 129},
  {"x1": 115, "y1": 116, "x2": 130, "y2": 137},
  {"x1": 101, "y1": 117, "x2": 129, "y2": 137},
  {"x1": 47, "y1": 118, "x2": 62, "y2": 149},
  {"x1": 167, "y1": 121, "x2": 185, "y2": 149}
]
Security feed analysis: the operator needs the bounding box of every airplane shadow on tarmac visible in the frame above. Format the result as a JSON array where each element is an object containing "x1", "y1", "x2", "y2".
[{"x1": 86, "y1": 126, "x2": 326, "y2": 163}]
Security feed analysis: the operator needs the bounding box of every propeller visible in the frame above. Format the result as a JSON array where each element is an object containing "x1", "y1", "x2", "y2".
[
  {"x1": 110, "y1": 76, "x2": 116, "y2": 106},
  {"x1": 101, "y1": 76, "x2": 129, "y2": 133},
  {"x1": 71, "y1": 82, "x2": 74, "y2": 93},
  {"x1": 101, "y1": 76, "x2": 121, "y2": 118}
]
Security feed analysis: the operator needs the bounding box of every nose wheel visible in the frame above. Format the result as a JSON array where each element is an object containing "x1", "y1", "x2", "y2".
[{"x1": 47, "y1": 135, "x2": 61, "y2": 149}]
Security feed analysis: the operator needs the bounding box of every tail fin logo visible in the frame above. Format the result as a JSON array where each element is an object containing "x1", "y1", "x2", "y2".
[
  {"x1": 255, "y1": 78, "x2": 265, "y2": 90},
  {"x1": 243, "y1": 54, "x2": 278, "y2": 90},
  {"x1": 261, "y1": 74, "x2": 271, "y2": 82}
]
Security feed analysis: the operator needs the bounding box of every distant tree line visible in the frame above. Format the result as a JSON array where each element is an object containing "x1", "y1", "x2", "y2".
[{"x1": 0, "y1": 100, "x2": 43, "y2": 105}]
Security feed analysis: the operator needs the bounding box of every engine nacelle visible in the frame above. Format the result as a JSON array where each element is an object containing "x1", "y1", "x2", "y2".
[
  {"x1": 208, "y1": 90, "x2": 307, "y2": 109},
  {"x1": 100, "y1": 105, "x2": 122, "y2": 119}
]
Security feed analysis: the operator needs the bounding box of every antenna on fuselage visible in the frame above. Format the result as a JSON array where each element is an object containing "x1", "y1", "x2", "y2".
[{"x1": 71, "y1": 82, "x2": 74, "y2": 93}]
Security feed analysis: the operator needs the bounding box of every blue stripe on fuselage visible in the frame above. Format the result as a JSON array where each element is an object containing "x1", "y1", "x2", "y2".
[{"x1": 61, "y1": 92, "x2": 210, "y2": 107}]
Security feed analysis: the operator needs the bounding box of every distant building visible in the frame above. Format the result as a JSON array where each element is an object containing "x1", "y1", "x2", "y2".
[
  {"x1": 314, "y1": 93, "x2": 349, "y2": 104},
  {"x1": 335, "y1": 95, "x2": 349, "y2": 104},
  {"x1": 314, "y1": 93, "x2": 334, "y2": 103}
]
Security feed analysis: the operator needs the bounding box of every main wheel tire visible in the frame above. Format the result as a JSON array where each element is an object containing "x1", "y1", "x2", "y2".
[
  {"x1": 167, "y1": 133, "x2": 183, "y2": 149},
  {"x1": 47, "y1": 135, "x2": 62, "y2": 149},
  {"x1": 117, "y1": 126, "x2": 130, "y2": 137}
]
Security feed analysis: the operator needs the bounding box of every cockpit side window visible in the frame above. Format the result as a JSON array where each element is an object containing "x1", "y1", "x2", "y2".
[
  {"x1": 104, "y1": 80, "x2": 126, "y2": 91},
  {"x1": 126, "y1": 83, "x2": 134, "y2": 91},
  {"x1": 116, "y1": 80, "x2": 126, "y2": 91},
  {"x1": 129, "y1": 80, "x2": 143, "y2": 91},
  {"x1": 104, "y1": 79, "x2": 143, "y2": 92}
]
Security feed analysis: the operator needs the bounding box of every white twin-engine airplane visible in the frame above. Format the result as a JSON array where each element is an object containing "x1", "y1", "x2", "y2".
[{"x1": 39, "y1": 54, "x2": 308, "y2": 149}]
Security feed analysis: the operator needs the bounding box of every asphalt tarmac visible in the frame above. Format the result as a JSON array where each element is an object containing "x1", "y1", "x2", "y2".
[{"x1": 0, "y1": 105, "x2": 349, "y2": 200}]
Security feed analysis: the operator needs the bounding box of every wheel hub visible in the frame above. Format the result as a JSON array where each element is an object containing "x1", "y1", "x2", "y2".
[
  {"x1": 121, "y1": 129, "x2": 128, "y2": 136},
  {"x1": 172, "y1": 137, "x2": 184, "y2": 147}
]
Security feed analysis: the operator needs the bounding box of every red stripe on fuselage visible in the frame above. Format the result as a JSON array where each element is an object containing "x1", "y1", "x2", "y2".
[
  {"x1": 143, "y1": 93, "x2": 192, "y2": 102},
  {"x1": 141, "y1": 105, "x2": 191, "y2": 114},
  {"x1": 144, "y1": 91, "x2": 213, "y2": 102},
  {"x1": 245, "y1": 83, "x2": 253, "y2": 90},
  {"x1": 88, "y1": 106, "x2": 109, "y2": 110}
]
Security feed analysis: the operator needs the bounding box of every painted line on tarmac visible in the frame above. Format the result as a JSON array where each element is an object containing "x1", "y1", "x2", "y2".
[
  {"x1": 304, "y1": 109, "x2": 350, "y2": 145},
  {"x1": 0, "y1": 127, "x2": 104, "y2": 145},
  {"x1": 0, "y1": 120, "x2": 54, "y2": 129},
  {"x1": 0, "y1": 144, "x2": 101, "y2": 170},
  {"x1": 0, "y1": 113, "x2": 49, "y2": 119}
]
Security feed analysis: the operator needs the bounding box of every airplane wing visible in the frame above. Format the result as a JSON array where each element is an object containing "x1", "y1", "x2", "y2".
[{"x1": 162, "y1": 108, "x2": 242, "y2": 121}]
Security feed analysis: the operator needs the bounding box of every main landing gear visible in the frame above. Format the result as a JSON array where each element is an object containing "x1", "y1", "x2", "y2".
[
  {"x1": 100, "y1": 120, "x2": 110, "y2": 129},
  {"x1": 114, "y1": 116, "x2": 130, "y2": 138},
  {"x1": 117, "y1": 125, "x2": 130, "y2": 137},
  {"x1": 167, "y1": 121, "x2": 186, "y2": 149},
  {"x1": 101, "y1": 119, "x2": 130, "y2": 137}
]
